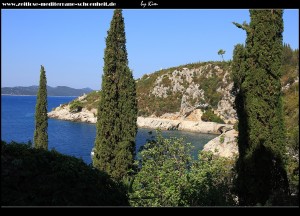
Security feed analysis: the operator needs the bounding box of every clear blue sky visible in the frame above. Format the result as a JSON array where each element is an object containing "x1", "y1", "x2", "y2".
[{"x1": 2, "y1": 9, "x2": 299, "y2": 90}]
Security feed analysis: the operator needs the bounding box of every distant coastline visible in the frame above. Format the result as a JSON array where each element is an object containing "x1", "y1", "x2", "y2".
[
  {"x1": 1, "y1": 85, "x2": 94, "y2": 97},
  {"x1": 1, "y1": 94, "x2": 37, "y2": 96},
  {"x1": 1, "y1": 94, "x2": 78, "y2": 97}
]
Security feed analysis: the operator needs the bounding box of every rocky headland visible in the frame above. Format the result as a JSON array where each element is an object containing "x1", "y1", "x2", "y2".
[
  {"x1": 48, "y1": 100, "x2": 233, "y2": 135},
  {"x1": 48, "y1": 95, "x2": 238, "y2": 158},
  {"x1": 48, "y1": 62, "x2": 242, "y2": 157}
]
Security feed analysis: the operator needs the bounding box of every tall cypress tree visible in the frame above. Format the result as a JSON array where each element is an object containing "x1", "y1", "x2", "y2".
[
  {"x1": 34, "y1": 65, "x2": 48, "y2": 150},
  {"x1": 232, "y1": 43, "x2": 248, "y2": 159},
  {"x1": 233, "y1": 10, "x2": 289, "y2": 205},
  {"x1": 93, "y1": 9, "x2": 137, "y2": 180},
  {"x1": 113, "y1": 66, "x2": 138, "y2": 179}
]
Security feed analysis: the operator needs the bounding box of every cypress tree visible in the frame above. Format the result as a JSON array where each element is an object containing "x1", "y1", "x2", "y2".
[
  {"x1": 34, "y1": 65, "x2": 48, "y2": 150},
  {"x1": 93, "y1": 9, "x2": 137, "y2": 180},
  {"x1": 232, "y1": 44, "x2": 248, "y2": 159},
  {"x1": 233, "y1": 10, "x2": 289, "y2": 205},
  {"x1": 113, "y1": 66, "x2": 138, "y2": 179}
]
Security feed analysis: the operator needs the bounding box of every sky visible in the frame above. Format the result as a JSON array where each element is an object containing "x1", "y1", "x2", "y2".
[{"x1": 1, "y1": 9, "x2": 299, "y2": 90}]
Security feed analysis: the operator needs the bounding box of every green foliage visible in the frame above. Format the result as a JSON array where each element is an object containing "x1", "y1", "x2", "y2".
[
  {"x1": 282, "y1": 43, "x2": 299, "y2": 68},
  {"x1": 130, "y1": 131, "x2": 236, "y2": 206},
  {"x1": 219, "y1": 134, "x2": 225, "y2": 143},
  {"x1": 218, "y1": 49, "x2": 226, "y2": 61},
  {"x1": 34, "y1": 65, "x2": 48, "y2": 150},
  {"x1": 84, "y1": 91, "x2": 101, "y2": 111},
  {"x1": 1, "y1": 141, "x2": 128, "y2": 206},
  {"x1": 231, "y1": 44, "x2": 247, "y2": 93},
  {"x1": 69, "y1": 100, "x2": 83, "y2": 113},
  {"x1": 193, "y1": 70, "x2": 224, "y2": 108},
  {"x1": 201, "y1": 109, "x2": 225, "y2": 124},
  {"x1": 283, "y1": 81, "x2": 299, "y2": 201},
  {"x1": 233, "y1": 121, "x2": 239, "y2": 131},
  {"x1": 281, "y1": 45, "x2": 299, "y2": 87},
  {"x1": 137, "y1": 91, "x2": 182, "y2": 117},
  {"x1": 161, "y1": 75, "x2": 172, "y2": 86},
  {"x1": 233, "y1": 10, "x2": 290, "y2": 205},
  {"x1": 285, "y1": 127, "x2": 299, "y2": 205},
  {"x1": 130, "y1": 131, "x2": 193, "y2": 206},
  {"x1": 94, "y1": 9, "x2": 137, "y2": 181},
  {"x1": 283, "y1": 83, "x2": 299, "y2": 139},
  {"x1": 232, "y1": 42, "x2": 299, "y2": 204},
  {"x1": 66, "y1": 91, "x2": 101, "y2": 112},
  {"x1": 184, "y1": 151, "x2": 237, "y2": 206}
]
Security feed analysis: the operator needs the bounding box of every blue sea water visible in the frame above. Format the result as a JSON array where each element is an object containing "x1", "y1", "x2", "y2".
[{"x1": 1, "y1": 95, "x2": 217, "y2": 164}]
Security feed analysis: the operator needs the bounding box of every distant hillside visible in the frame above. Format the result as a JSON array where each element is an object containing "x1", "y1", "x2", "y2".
[{"x1": 1, "y1": 85, "x2": 93, "y2": 96}]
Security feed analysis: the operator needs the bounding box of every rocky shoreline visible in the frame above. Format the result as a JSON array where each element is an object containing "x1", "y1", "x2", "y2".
[
  {"x1": 137, "y1": 117, "x2": 232, "y2": 134},
  {"x1": 48, "y1": 105, "x2": 233, "y2": 135},
  {"x1": 48, "y1": 104, "x2": 238, "y2": 157},
  {"x1": 48, "y1": 105, "x2": 97, "y2": 124}
]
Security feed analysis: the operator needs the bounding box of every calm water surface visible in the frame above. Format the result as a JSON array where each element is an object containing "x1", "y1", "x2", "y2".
[{"x1": 1, "y1": 95, "x2": 217, "y2": 164}]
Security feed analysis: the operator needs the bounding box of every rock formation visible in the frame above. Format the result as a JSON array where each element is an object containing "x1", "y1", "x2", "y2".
[
  {"x1": 139, "y1": 63, "x2": 237, "y2": 122},
  {"x1": 48, "y1": 105, "x2": 97, "y2": 124},
  {"x1": 202, "y1": 129, "x2": 238, "y2": 158}
]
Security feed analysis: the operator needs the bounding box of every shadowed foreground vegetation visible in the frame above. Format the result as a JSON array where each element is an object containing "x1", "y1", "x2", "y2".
[{"x1": 1, "y1": 141, "x2": 129, "y2": 206}]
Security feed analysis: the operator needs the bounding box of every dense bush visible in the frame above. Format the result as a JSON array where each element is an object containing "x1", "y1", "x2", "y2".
[
  {"x1": 129, "y1": 131, "x2": 236, "y2": 206},
  {"x1": 193, "y1": 75, "x2": 223, "y2": 108},
  {"x1": 184, "y1": 151, "x2": 237, "y2": 206},
  {"x1": 201, "y1": 109, "x2": 225, "y2": 124},
  {"x1": 130, "y1": 132, "x2": 192, "y2": 206},
  {"x1": 1, "y1": 141, "x2": 128, "y2": 206},
  {"x1": 69, "y1": 100, "x2": 83, "y2": 113}
]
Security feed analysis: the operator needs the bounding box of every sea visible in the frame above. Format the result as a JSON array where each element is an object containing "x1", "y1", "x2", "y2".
[{"x1": 1, "y1": 95, "x2": 217, "y2": 164}]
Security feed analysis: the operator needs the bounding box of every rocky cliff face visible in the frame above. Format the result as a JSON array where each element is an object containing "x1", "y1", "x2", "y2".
[{"x1": 136, "y1": 62, "x2": 237, "y2": 123}]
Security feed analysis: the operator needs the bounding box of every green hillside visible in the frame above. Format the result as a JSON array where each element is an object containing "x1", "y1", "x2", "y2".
[
  {"x1": 136, "y1": 61, "x2": 231, "y2": 117},
  {"x1": 65, "y1": 54, "x2": 298, "y2": 125},
  {"x1": 66, "y1": 61, "x2": 235, "y2": 122}
]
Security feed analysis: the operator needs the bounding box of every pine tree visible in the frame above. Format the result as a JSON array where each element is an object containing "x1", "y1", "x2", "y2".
[
  {"x1": 34, "y1": 65, "x2": 48, "y2": 150},
  {"x1": 233, "y1": 10, "x2": 289, "y2": 205},
  {"x1": 218, "y1": 49, "x2": 225, "y2": 61},
  {"x1": 93, "y1": 9, "x2": 137, "y2": 180}
]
